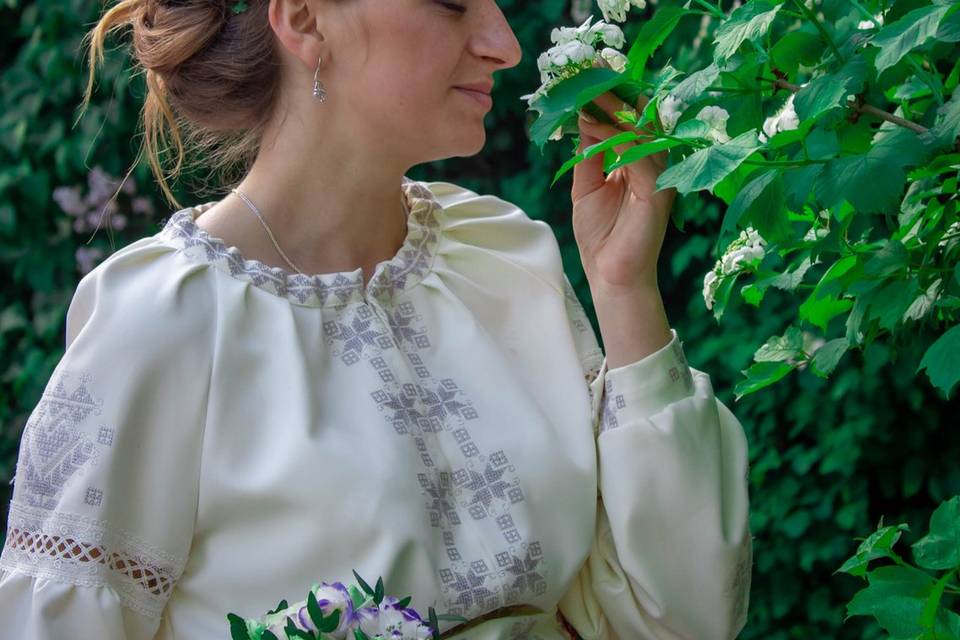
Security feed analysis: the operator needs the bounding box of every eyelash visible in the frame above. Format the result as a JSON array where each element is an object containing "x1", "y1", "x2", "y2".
[{"x1": 439, "y1": 2, "x2": 467, "y2": 13}]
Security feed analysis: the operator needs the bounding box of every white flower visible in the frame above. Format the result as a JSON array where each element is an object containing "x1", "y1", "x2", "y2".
[
  {"x1": 600, "y1": 47, "x2": 629, "y2": 73},
  {"x1": 589, "y1": 21, "x2": 626, "y2": 48},
  {"x1": 549, "y1": 126, "x2": 564, "y2": 141},
  {"x1": 597, "y1": 0, "x2": 647, "y2": 23},
  {"x1": 659, "y1": 94, "x2": 686, "y2": 133},
  {"x1": 857, "y1": 14, "x2": 883, "y2": 29},
  {"x1": 695, "y1": 105, "x2": 731, "y2": 144},
  {"x1": 702, "y1": 269, "x2": 719, "y2": 310},
  {"x1": 759, "y1": 92, "x2": 800, "y2": 143},
  {"x1": 702, "y1": 227, "x2": 766, "y2": 310}
]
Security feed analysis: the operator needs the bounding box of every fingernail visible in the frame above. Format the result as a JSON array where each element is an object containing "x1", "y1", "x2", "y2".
[{"x1": 579, "y1": 110, "x2": 597, "y2": 124}]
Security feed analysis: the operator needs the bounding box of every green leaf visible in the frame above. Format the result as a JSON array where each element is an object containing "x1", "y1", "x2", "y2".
[
  {"x1": 267, "y1": 600, "x2": 289, "y2": 615},
  {"x1": 551, "y1": 131, "x2": 644, "y2": 186},
  {"x1": 285, "y1": 616, "x2": 314, "y2": 640},
  {"x1": 734, "y1": 361, "x2": 796, "y2": 399},
  {"x1": 713, "y1": 0, "x2": 783, "y2": 63},
  {"x1": 815, "y1": 151, "x2": 907, "y2": 214},
  {"x1": 836, "y1": 523, "x2": 910, "y2": 577},
  {"x1": 917, "y1": 325, "x2": 960, "y2": 398},
  {"x1": 794, "y1": 56, "x2": 868, "y2": 122},
  {"x1": 921, "y1": 85, "x2": 960, "y2": 149},
  {"x1": 307, "y1": 591, "x2": 325, "y2": 630},
  {"x1": 869, "y1": 4, "x2": 952, "y2": 74},
  {"x1": 353, "y1": 570, "x2": 375, "y2": 596},
  {"x1": 770, "y1": 256, "x2": 814, "y2": 291},
  {"x1": 718, "y1": 169, "x2": 777, "y2": 252},
  {"x1": 656, "y1": 130, "x2": 761, "y2": 195},
  {"x1": 527, "y1": 68, "x2": 625, "y2": 149},
  {"x1": 862, "y1": 279, "x2": 919, "y2": 331},
  {"x1": 429, "y1": 607, "x2": 441, "y2": 640},
  {"x1": 228, "y1": 613, "x2": 252, "y2": 640},
  {"x1": 671, "y1": 63, "x2": 721, "y2": 104},
  {"x1": 754, "y1": 326, "x2": 804, "y2": 362},
  {"x1": 319, "y1": 609, "x2": 341, "y2": 633},
  {"x1": 627, "y1": 7, "x2": 689, "y2": 80},
  {"x1": 920, "y1": 569, "x2": 957, "y2": 631},
  {"x1": 845, "y1": 566, "x2": 934, "y2": 637},
  {"x1": 606, "y1": 138, "x2": 682, "y2": 173},
  {"x1": 263, "y1": 631, "x2": 279, "y2": 640},
  {"x1": 810, "y1": 338, "x2": 849, "y2": 377},
  {"x1": 374, "y1": 576, "x2": 384, "y2": 605},
  {"x1": 912, "y1": 496, "x2": 960, "y2": 571}
]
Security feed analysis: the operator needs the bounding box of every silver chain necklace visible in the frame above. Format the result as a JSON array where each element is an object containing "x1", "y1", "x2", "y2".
[{"x1": 229, "y1": 187, "x2": 410, "y2": 277}]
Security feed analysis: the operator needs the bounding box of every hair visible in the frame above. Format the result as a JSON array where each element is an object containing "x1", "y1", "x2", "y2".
[{"x1": 78, "y1": 0, "x2": 281, "y2": 209}]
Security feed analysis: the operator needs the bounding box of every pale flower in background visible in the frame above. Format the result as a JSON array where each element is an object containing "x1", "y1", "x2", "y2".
[
  {"x1": 659, "y1": 94, "x2": 686, "y2": 133},
  {"x1": 597, "y1": 0, "x2": 647, "y2": 23},
  {"x1": 695, "y1": 105, "x2": 732, "y2": 143},
  {"x1": 599, "y1": 47, "x2": 629, "y2": 72},
  {"x1": 759, "y1": 92, "x2": 800, "y2": 143},
  {"x1": 857, "y1": 13, "x2": 883, "y2": 29}
]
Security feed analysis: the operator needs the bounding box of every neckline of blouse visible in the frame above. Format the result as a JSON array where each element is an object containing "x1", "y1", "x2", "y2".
[{"x1": 157, "y1": 176, "x2": 445, "y2": 309}]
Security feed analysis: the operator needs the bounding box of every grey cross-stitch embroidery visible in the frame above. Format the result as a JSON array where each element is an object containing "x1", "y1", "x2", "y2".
[{"x1": 13, "y1": 371, "x2": 108, "y2": 510}]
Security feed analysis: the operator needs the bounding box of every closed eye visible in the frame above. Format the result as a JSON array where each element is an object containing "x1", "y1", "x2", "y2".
[{"x1": 439, "y1": 2, "x2": 467, "y2": 13}]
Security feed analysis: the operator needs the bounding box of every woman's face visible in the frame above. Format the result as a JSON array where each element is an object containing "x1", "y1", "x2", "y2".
[{"x1": 315, "y1": 0, "x2": 523, "y2": 163}]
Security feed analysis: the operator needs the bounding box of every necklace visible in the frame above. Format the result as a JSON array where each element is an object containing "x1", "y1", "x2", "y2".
[{"x1": 229, "y1": 187, "x2": 410, "y2": 277}]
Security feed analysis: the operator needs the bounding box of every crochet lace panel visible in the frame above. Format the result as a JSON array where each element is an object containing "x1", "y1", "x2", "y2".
[{"x1": 0, "y1": 500, "x2": 186, "y2": 620}]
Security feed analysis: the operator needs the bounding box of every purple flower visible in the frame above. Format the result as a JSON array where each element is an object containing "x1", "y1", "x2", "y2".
[
  {"x1": 75, "y1": 246, "x2": 105, "y2": 275},
  {"x1": 52, "y1": 186, "x2": 86, "y2": 217}
]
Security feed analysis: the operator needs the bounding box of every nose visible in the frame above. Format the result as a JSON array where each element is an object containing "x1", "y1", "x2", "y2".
[{"x1": 472, "y1": 1, "x2": 523, "y2": 70}]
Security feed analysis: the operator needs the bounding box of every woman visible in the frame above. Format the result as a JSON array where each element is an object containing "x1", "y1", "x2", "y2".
[{"x1": 0, "y1": 0, "x2": 752, "y2": 638}]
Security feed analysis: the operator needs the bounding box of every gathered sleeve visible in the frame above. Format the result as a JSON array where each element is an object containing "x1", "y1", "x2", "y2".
[
  {"x1": 557, "y1": 275, "x2": 753, "y2": 640},
  {"x1": 0, "y1": 242, "x2": 214, "y2": 638}
]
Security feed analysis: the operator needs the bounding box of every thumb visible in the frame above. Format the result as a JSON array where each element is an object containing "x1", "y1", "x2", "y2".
[{"x1": 571, "y1": 112, "x2": 607, "y2": 204}]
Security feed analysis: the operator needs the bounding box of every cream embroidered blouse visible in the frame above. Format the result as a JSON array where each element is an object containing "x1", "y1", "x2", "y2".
[{"x1": 0, "y1": 177, "x2": 752, "y2": 640}]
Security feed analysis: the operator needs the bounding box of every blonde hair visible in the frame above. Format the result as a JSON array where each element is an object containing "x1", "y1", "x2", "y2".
[{"x1": 78, "y1": 0, "x2": 281, "y2": 209}]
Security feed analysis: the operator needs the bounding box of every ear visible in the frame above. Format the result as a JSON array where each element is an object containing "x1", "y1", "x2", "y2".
[{"x1": 268, "y1": 0, "x2": 327, "y2": 72}]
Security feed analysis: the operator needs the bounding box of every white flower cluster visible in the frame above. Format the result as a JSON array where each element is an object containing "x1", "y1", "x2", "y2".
[
  {"x1": 939, "y1": 219, "x2": 960, "y2": 250},
  {"x1": 521, "y1": 15, "x2": 628, "y2": 112},
  {"x1": 597, "y1": 0, "x2": 647, "y2": 23},
  {"x1": 702, "y1": 227, "x2": 767, "y2": 310},
  {"x1": 759, "y1": 92, "x2": 800, "y2": 143}
]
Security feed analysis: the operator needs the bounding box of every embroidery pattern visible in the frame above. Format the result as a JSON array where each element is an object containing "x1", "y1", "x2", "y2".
[
  {"x1": 0, "y1": 501, "x2": 186, "y2": 620},
  {"x1": 728, "y1": 533, "x2": 753, "y2": 630},
  {"x1": 14, "y1": 371, "x2": 110, "y2": 510},
  {"x1": 158, "y1": 177, "x2": 444, "y2": 308},
  {"x1": 598, "y1": 377, "x2": 625, "y2": 434},
  {"x1": 323, "y1": 300, "x2": 549, "y2": 622}
]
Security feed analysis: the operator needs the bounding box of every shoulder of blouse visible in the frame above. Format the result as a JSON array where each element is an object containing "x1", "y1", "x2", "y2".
[{"x1": 422, "y1": 180, "x2": 567, "y2": 297}]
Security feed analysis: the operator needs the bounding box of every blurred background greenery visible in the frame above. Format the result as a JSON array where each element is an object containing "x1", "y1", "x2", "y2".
[{"x1": 0, "y1": 0, "x2": 956, "y2": 637}]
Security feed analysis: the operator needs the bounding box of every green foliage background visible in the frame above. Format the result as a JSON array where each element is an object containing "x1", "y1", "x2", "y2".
[{"x1": 0, "y1": 0, "x2": 955, "y2": 637}]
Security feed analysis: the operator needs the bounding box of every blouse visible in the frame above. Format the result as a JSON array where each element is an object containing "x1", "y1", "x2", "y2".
[{"x1": 0, "y1": 176, "x2": 752, "y2": 639}]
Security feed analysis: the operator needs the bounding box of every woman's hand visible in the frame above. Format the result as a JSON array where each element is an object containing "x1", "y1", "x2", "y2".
[{"x1": 571, "y1": 91, "x2": 676, "y2": 295}]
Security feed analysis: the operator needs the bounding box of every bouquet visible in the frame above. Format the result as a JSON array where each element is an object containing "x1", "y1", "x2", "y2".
[{"x1": 227, "y1": 570, "x2": 468, "y2": 640}]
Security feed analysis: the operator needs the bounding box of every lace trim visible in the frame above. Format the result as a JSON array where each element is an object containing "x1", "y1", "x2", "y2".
[
  {"x1": 0, "y1": 500, "x2": 186, "y2": 620},
  {"x1": 157, "y1": 177, "x2": 445, "y2": 308}
]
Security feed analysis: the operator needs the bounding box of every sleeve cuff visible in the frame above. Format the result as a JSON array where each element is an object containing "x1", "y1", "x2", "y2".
[{"x1": 599, "y1": 328, "x2": 697, "y2": 423}]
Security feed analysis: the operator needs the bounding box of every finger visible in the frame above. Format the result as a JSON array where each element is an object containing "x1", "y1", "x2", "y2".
[
  {"x1": 571, "y1": 119, "x2": 609, "y2": 202},
  {"x1": 587, "y1": 91, "x2": 659, "y2": 143},
  {"x1": 577, "y1": 110, "x2": 642, "y2": 162}
]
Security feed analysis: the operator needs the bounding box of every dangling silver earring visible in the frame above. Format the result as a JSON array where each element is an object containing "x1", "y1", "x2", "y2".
[{"x1": 312, "y1": 55, "x2": 327, "y2": 102}]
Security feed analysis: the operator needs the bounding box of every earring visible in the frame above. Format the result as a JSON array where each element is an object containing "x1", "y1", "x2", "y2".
[{"x1": 312, "y1": 55, "x2": 327, "y2": 102}]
